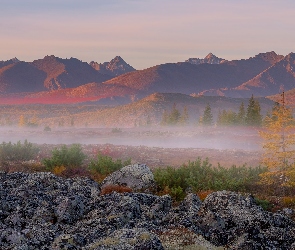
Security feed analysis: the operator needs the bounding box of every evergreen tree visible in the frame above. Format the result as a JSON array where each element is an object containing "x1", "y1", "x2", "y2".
[
  {"x1": 217, "y1": 109, "x2": 227, "y2": 126},
  {"x1": 161, "y1": 110, "x2": 169, "y2": 125},
  {"x1": 217, "y1": 109, "x2": 238, "y2": 126},
  {"x1": 169, "y1": 103, "x2": 181, "y2": 125},
  {"x1": 202, "y1": 103, "x2": 213, "y2": 126},
  {"x1": 179, "y1": 106, "x2": 189, "y2": 125},
  {"x1": 245, "y1": 95, "x2": 262, "y2": 126},
  {"x1": 237, "y1": 102, "x2": 246, "y2": 125}
]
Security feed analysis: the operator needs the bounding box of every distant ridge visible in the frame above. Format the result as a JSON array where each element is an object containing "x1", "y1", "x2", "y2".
[{"x1": 1, "y1": 51, "x2": 295, "y2": 104}]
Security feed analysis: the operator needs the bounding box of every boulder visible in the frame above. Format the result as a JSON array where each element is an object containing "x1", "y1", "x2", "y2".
[
  {"x1": 101, "y1": 163, "x2": 155, "y2": 191},
  {"x1": 83, "y1": 228, "x2": 164, "y2": 250},
  {"x1": 197, "y1": 190, "x2": 295, "y2": 248}
]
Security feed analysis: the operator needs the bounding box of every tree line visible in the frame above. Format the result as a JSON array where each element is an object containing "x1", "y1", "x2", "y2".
[{"x1": 161, "y1": 95, "x2": 263, "y2": 126}]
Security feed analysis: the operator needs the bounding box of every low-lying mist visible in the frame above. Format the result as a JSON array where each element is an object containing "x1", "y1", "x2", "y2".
[{"x1": 0, "y1": 126, "x2": 262, "y2": 151}]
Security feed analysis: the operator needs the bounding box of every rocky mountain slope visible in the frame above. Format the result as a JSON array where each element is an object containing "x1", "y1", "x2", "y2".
[
  {"x1": 1, "y1": 170, "x2": 295, "y2": 249},
  {"x1": 185, "y1": 52, "x2": 225, "y2": 64},
  {"x1": 90, "y1": 56, "x2": 136, "y2": 77}
]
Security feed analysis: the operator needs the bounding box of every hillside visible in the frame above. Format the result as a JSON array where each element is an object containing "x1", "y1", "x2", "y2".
[{"x1": 37, "y1": 93, "x2": 274, "y2": 128}]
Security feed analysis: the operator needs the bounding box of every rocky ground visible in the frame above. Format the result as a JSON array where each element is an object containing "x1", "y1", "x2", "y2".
[{"x1": 1, "y1": 164, "x2": 295, "y2": 249}]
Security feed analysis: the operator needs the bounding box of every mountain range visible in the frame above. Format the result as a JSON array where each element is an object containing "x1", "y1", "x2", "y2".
[{"x1": 0, "y1": 51, "x2": 295, "y2": 105}]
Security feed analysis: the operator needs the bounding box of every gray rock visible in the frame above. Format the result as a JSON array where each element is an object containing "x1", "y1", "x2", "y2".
[
  {"x1": 83, "y1": 228, "x2": 164, "y2": 250},
  {"x1": 1, "y1": 172, "x2": 295, "y2": 249},
  {"x1": 101, "y1": 163, "x2": 155, "y2": 191},
  {"x1": 197, "y1": 190, "x2": 295, "y2": 248}
]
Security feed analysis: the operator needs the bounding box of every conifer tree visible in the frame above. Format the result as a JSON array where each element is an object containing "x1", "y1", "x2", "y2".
[
  {"x1": 179, "y1": 106, "x2": 189, "y2": 125},
  {"x1": 202, "y1": 103, "x2": 213, "y2": 126},
  {"x1": 259, "y1": 100, "x2": 295, "y2": 188},
  {"x1": 245, "y1": 95, "x2": 262, "y2": 126},
  {"x1": 169, "y1": 103, "x2": 181, "y2": 125},
  {"x1": 161, "y1": 110, "x2": 169, "y2": 125},
  {"x1": 237, "y1": 102, "x2": 246, "y2": 125}
]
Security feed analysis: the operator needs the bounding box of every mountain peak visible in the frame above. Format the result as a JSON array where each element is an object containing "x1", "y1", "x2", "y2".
[
  {"x1": 10, "y1": 57, "x2": 20, "y2": 63},
  {"x1": 205, "y1": 52, "x2": 215, "y2": 58},
  {"x1": 252, "y1": 51, "x2": 284, "y2": 64},
  {"x1": 186, "y1": 53, "x2": 225, "y2": 65},
  {"x1": 90, "y1": 56, "x2": 135, "y2": 76},
  {"x1": 112, "y1": 55, "x2": 123, "y2": 61}
]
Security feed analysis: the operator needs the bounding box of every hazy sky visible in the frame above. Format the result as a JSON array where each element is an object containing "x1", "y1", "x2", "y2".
[{"x1": 1, "y1": 0, "x2": 294, "y2": 69}]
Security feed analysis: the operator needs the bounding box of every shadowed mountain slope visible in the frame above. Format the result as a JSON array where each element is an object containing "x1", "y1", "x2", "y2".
[
  {"x1": 0, "y1": 62, "x2": 47, "y2": 93},
  {"x1": 227, "y1": 53, "x2": 295, "y2": 97},
  {"x1": 103, "y1": 52, "x2": 284, "y2": 96},
  {"x1": 32, "y1": 56, "x2": 111, "y2": 90}
]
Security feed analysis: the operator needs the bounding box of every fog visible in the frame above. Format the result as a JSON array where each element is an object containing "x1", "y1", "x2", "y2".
[{"x1": 0, "y1": 126, "x2": 262, "y2": 151}]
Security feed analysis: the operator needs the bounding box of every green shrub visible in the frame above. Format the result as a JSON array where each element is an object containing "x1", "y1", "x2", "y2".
[
  {"x1": 153, "y1": 157, "x2": 267, "y2": 201},
  {"x1": 0, "y1": 140, "x2": 39, "y2": 163},
  {"x1": 88, "y1": 154, "x2": 131, "y2": 182},
  {"x1": 44, "y1": 126, "x2": 51, "y2": 132},
  {"x1": 254, "y1": 197, "x2": 272, "y2": 211},
  {"x1": 111, "y1": 128, "x2": 122, "y2": 133},
  {"x1": 42, "y1": 144, "x2": 86, "y2": 171}
]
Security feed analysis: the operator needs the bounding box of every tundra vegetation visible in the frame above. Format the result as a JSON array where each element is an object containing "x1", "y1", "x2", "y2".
[{"x1": 1, "y1": 138, "x2": 295, "y2": 213}]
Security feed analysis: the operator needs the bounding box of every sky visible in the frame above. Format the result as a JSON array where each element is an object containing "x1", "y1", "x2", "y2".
[{"x1": 0, "y1": 0, "x2": 294, "y2": 69}]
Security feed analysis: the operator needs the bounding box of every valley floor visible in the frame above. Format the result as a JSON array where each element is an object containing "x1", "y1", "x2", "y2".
[{"x1": 0, "y1": 126, "x2": 262, "y2": 167}]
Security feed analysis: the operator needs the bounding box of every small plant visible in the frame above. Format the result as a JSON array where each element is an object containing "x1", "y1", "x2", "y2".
[
  {"x1": 89, "y1": 154, "x2": 131, "y2": 182},
  {"x1": 42, "y1": 144, "x2": 86, "y2": 171},
  {"x1": 111, "y1": 128, "x2": 122, "y2": 133},
  {"x1": 282, "y1": 196, "x2": 295, "y2": 207},
  {"x1": 197, "y1": 190, "x2": 214, "y2": 201},
  {"x1": 53, "y1": 165, "x2": 66, "y2": 176},
  {"x1": 0, "y1": 140, "x2": 39, "y2": 163},
  {"x1": 100, "y1": 184, "x2": 132, "y2": 195},
  {"x1": 44, "y1": 126, "x2": 51, "y2": 132},
  {"x1": 254, "y1": 197, "x2": 272, "y2": 211}
]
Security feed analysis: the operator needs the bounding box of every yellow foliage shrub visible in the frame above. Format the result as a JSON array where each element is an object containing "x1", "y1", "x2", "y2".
[
  {"x1": 282, "y1": 196, "x2": 295, "y2": 207},
  {"x1": 53, "y1": 165, "x2": 66, "y2": 176}
]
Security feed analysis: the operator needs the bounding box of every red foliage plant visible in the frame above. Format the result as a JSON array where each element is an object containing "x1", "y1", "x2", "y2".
[{"x1": 100, "y1": 184, "x2": 132, "y2": 195}]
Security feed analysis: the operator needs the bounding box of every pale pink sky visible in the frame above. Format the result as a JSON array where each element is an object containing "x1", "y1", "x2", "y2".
[{"x1": 1, "y1": 0, "x2": 294, "y2": 69}]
